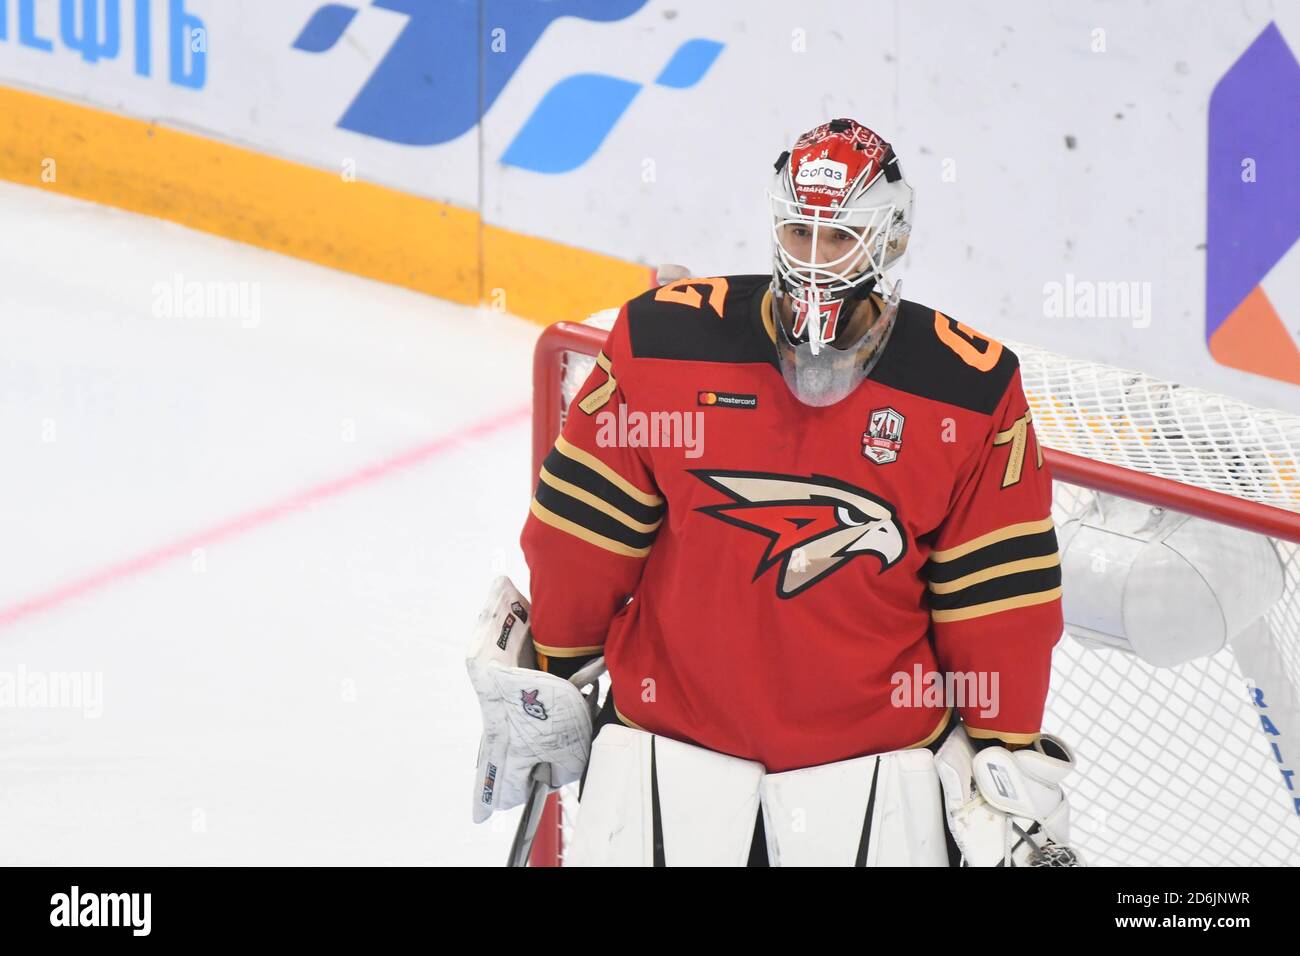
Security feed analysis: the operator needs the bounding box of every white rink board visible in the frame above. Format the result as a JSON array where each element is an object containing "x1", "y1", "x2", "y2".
[{"x1": 2, "y1": 1, "x2": 1298, "y2": 407}]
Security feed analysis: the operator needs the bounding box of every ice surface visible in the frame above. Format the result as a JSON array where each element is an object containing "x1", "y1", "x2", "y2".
[{"x1": 0, "y1": 182, "x2": 536, "y2": 864}]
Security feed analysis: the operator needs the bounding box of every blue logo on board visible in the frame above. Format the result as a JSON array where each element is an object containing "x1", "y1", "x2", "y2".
[{"x1": 293, "y1": 1, "x2": 722, "y2": 172}]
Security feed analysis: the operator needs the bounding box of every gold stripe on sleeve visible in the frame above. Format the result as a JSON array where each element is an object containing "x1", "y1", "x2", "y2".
[
  {"x1": 533, "y1": 640, "x2": 606, "y2": 658},
  {"x1": 529, "y1": 499, "x2": 653, "y2": 558},
  {"x1": 926, "y1": 553, "x2": 1061, "y2": 595},
  {"x1": 930, "y1": 586, "x2": 1063, "y2": 623},
  {"x1": 538, "y1": 466, "x2": 663, "y2": 534},
  {"x1": 929, "y1": 517, "x2": 1055, "y2": 563},
  {"x1": 554, "y1": 434, "x2": 663, "y2": 507}
]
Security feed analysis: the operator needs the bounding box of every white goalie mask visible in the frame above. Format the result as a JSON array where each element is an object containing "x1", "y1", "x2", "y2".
[{"x1": 767, "y1": 119, "x2": 914, "y2": 406}]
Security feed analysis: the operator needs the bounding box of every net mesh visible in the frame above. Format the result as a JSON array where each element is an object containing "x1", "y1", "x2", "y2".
[
  {"x1": 548, "y1": 320, "x2": 1300, "y2": 866},
  {"x1": 1014, "y1": 342, "x2": 1300, "y2": 866}
]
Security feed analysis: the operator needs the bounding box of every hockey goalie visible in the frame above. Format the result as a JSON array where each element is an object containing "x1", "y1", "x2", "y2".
[{"x1": 469, "y1": 119, "x2": 1081, "y2": 866}]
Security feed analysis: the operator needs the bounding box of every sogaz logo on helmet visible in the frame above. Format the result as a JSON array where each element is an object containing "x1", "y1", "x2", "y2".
[{"x1": 795, "y1": 157, "x2": 849, "y2": 187}]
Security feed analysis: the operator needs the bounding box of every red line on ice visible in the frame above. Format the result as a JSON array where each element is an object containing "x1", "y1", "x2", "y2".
[{"x1": 0, "y1": 405, "x2": 531, "y2": 630}]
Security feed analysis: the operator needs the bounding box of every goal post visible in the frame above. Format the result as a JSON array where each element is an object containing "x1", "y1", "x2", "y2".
[{"x1": 527, "y1": 316, "x2": 1300, "y2": 867}]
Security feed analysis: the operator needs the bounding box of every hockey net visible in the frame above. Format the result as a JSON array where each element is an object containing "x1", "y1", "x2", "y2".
[{"x1": 529, "y1": 312, "x2": 1300, "y2": 867}]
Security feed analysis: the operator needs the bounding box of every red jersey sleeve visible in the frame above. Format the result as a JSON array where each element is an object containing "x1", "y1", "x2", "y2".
[
  {"x1": 520, "y1": 307, "x2": 663, "y2": 664},
  {"x1": 925, "y1": 366, "x2": 1063, "y2": 745}
]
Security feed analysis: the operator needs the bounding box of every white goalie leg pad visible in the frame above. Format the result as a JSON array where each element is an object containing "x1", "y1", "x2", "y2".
[
  {"x1": 761, "y1": 749, "x2": 948, "y2": 866},
  {"x1": 566, "y1": 724, "x2": 765, "y2": 866},
  {"x1": 935, "y1": 725, "x2": 1082, "y2": 866}
]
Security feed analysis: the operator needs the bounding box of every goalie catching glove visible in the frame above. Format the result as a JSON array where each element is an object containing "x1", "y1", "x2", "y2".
[
  {"x1": 466, "y1": 577, "x2": 595, "y2": 823},
  {"x1": 936, "y1": 725, "x2": 1084, "y2": 866}
]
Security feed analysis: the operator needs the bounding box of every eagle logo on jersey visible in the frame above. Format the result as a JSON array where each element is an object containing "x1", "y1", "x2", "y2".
[{"x1": 692, "y1": 470, "x2": 906, "y2": 598}]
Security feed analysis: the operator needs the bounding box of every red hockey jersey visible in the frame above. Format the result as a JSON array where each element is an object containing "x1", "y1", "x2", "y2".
[{"x1": 521, "y1": 275, "x2": 1062, "y2": 772}]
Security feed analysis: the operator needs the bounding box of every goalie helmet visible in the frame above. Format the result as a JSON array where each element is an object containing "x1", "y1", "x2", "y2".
[{"x1": 768, "y1": 119, "x2": 914, "y2": 406}]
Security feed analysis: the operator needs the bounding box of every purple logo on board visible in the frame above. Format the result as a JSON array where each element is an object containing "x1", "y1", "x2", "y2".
[{"x1": 1205, "y1": 23, "x2": 1300, "y2": 385}]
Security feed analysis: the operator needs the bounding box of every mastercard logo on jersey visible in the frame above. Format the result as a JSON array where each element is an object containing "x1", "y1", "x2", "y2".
[{"x1": 698, "y1": 390, "x2": 758, "y2": 409}]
